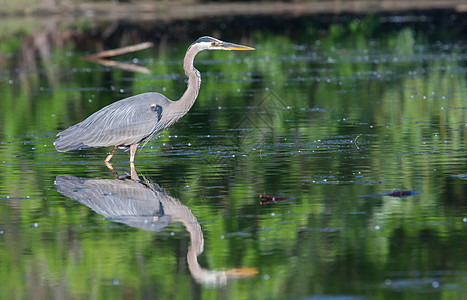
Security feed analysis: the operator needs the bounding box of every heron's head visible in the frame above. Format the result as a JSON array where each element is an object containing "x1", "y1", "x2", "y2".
[{"x1": 189, "y1": 36, "x2": 255, "y2": 52}]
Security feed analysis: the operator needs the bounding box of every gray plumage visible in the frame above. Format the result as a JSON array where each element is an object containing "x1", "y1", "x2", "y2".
[
  {"x1": 54, "y1": 93, "x2": 168, "y2": 151},
  {"x1": 53, "y1": 36, "x2": 254, "y2": 162}
]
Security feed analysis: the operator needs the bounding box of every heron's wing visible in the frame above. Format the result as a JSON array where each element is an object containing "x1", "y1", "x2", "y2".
[
  {"x1": 77, "y1": 95, "x2": 164, "y2": 146},
  {"x1": 54, "y1": 93, "x2": 170, "y2": 151}
]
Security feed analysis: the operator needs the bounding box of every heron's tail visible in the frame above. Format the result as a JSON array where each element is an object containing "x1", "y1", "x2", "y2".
[{"x1": 54, "y1": 126, "x2": 87, "y2": 152}]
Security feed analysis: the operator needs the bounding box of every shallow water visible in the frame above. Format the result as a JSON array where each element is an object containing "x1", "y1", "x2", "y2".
[{"x1": 0, "y1": 13, "x2": 466, "y2": 299}]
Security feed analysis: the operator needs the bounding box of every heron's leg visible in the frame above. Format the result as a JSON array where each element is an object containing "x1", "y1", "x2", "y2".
[
  {"x1": 105, "y1": 161, "x2": 119, "y2": 179},
  {"x1": 130, "y1": 162, "x2": 139, "y2": 181},
  {"x1": 129, "y1": 144, "x2": 138, "y2": 163},
  {"x1": 105, "y1": 146, "x2": 118, "y2": 162},
  {"x1": 129, "y1": 144, "x2": 139, "y2": 180}
]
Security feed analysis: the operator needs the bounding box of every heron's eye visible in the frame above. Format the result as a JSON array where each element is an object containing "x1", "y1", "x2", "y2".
[{"x1": 211, "y1": 42, "x2": 216, "y2": 46}]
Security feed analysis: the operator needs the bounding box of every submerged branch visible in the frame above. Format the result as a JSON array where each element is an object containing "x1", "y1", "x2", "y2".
[
  {"x1": 83, "y1": 56, "x2": 152, "y2": 74},
  {"x1": 83, "y1": 42, "x2": 154, "y2": 74}
]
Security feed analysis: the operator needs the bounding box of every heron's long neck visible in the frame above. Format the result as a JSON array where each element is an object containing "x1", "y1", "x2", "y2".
[{"x1": 174, "y1": 48, "x2": 202, "y2": 116}]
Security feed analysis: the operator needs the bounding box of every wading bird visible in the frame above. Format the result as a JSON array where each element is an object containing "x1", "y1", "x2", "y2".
[{"x1": 54, "y1": 36, "x2": 254, "y2": 163}]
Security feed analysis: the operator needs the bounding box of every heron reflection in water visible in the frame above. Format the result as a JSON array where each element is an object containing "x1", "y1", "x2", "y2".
[
  {"x1": 54, "y1": 174, "x2": 257, "y2": 286},
  {"x1": 54, "y1": 37, "x2": 255, "y2": 172}
]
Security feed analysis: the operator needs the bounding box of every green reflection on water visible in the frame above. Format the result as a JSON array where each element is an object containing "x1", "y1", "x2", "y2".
[{"x1": 0, "y1": 13, "x2": 466, "y2": 299}]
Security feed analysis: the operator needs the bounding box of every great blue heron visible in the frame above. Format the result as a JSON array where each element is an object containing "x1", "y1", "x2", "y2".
[{"x1": 54, "y1": 36, "x2": 254, "y2": 163}]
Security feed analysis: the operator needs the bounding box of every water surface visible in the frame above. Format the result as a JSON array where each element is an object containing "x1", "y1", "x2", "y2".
[{"x1": 0, "y1": 13, "x2": 466, "y2": 299}]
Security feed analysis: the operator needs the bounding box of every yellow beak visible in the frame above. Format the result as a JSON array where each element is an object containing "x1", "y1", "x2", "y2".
[{"x1": 221, "y1": 42, "x2": 255, "y2": 51}]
